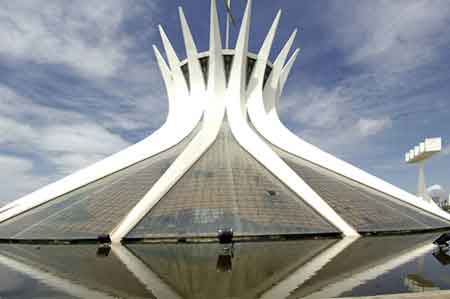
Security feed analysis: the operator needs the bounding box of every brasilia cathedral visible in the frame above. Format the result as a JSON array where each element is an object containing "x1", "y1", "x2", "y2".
[{"x1": 1, "y1": 0, "x2": 449, "y2": 244}]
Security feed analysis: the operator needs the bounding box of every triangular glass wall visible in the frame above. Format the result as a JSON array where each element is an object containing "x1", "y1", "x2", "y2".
[
  {"x1": 127, "y1": 120, "x2": 338, "y2": 239},
  {"x1": 0, "y1": 125, "x2": 199, "y2": 240},
  {"x1": 275, "y1": 148, "x2": 450, "y2": 233}
]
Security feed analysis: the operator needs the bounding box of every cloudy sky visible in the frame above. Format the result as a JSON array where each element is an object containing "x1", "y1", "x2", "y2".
[{"x1": 0, "y1": 0, "x2": 449, "y2": 205}]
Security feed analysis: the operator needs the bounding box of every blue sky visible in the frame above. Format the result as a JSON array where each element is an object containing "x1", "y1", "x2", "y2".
[{"x1": 0, "y1": 0, "x2": 449, "y2": 205}]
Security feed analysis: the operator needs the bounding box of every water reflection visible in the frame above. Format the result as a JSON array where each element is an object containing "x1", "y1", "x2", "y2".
[
  {"x1": 0, "y1": 234, "x2": 449, "y2": 298},
  {"x1": 433, "y1": 248, "x2": 450, "y2": 266},
  {"x1": 216, "y1": 246, "x2": 234, "y2": 272},
  {"x1": 0, "y1": 244, "x2": 151, "y2": 298}
]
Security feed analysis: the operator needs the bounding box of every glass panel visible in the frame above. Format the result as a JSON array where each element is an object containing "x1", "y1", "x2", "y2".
[
  {"x1": 127, "y1": 238, "x2": 337, "y2": 299},
  {"x1": 180, "y1": 55, "x2": 272, "y2": 89},
  {"x1": 276, "y1": 148, "x2": 450, "y2": 232},
  {"x1": 128, "y1": 121, "x2": 338, "y2": 239},
  {"x1": 0, "y1": 126, "x2": 199, "y2": 240}
]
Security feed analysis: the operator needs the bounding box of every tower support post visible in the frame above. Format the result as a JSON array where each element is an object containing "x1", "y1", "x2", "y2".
[
  {"x1": 418, "y1": 161, "x2": 432, "y2": 203},
  {"x1": 417, "y1": 161, "x2": 425, "y2": 197}
]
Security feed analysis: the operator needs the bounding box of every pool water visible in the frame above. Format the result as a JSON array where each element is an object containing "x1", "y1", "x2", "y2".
[{"x1": 0, "y1": 233, "x2": 449, "y2": 299}]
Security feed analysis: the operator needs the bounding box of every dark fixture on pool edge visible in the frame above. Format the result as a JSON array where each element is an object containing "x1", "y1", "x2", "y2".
[
  {"x1": 216, "y1": 228, "x2": 235, "y2": 272},
  {"x1": 217, "y1": 228, "x2": 234, "y2": 244},
  {"x1": 433, "y1": 233, "x2": 450, "y2": 249},
  {"x1": 97, "y1": 234, "x2": 111, "y2": 244},
  {"x1": 96, "y1": 234, "x2": 111, "y2": 257}
]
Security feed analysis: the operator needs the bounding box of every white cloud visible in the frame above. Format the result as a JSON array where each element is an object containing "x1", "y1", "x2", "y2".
[
  {"x1": 0, "y1": 85, "x2": 129, "y2": 152},
  {"x1": 427, "y1": 184, "x2": 448, "y2": 205},
  {"x1": 280, "y1": 85, "x2": 392, "y2": 155},
  {"x1": 49, "y1": 153, "x2": 108, "y2": 175},
  {"x1": 280, "y1": 1, "x2": 450, "y2": 159},
  {"x1": 0, "y1": 86, "x2": 131, "y2": 202},
  {"x1": 39, "y1": 122, "x2": 130, "y2": 175},
  {"x1": 285, "y1": 86, "x2": 350, "y2": 129},
  {"x1": 0, "y1": 117, "x2": 36, "y2": 146},
  {"x1": 0, "y1": 0, "x2": 168, "y2": 134},
  {"x1": 0, "y1": 1, "x2": 155, "y2": 78},
  {"x1": 428, "y1": 184, "x2": 444, "y2": 192},
  {"x1": 356, "y1": 117, "x2": 392, "y2": 137},
  {"x1": 0, "y1": 0, "x2": 168, "y2": 202},
  {"x1": 40, "y1": 124, "x2": 128, "y2": 155},
  {"x1": 329, "y1": 0, "x2": 450, "y2": 71},
  {"x1": 0, "y1": 155, "x2": 50, "y2": 205}
]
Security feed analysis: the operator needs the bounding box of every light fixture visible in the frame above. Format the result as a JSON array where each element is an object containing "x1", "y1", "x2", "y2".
[{"x1": 217, "y1": 228, "x2": 234, "y2": 244}]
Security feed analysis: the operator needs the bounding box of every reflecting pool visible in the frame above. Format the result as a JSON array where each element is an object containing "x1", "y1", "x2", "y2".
[{"x1": 0, "y1": 234, "x2": 449, "y2": 298}]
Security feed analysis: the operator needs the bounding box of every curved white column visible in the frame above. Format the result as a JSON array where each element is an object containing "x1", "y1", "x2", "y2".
[
  {"x1": 248, "y1": 26, "x2": 450, "y2": 222},
  {"x1": 110, "y1": 0, "x2": 227, "y2": 243},
  {"x1": 226, "y1": 0, "x2": 358, "y2": 236},
  {"x1": 0, "y1": 34, "x2": 203, "y2": 223},
  {"x1": 179, "y1": 7, "x2": 207, "y2": 108}
]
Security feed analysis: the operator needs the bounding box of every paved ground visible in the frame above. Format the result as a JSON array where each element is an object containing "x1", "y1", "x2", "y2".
[{"x1": 334, "y1": 290, "x2": 450, "y2": 298}]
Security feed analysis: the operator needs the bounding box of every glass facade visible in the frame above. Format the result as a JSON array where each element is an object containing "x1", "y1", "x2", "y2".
[
  {"x1": 127, "y1": 121, "x2": 338, "y2": 239},
  {"x1": 1, "y1": 115, "x2": 447, "y2": 241},
  {"x1": 0, "y1": 126, "x2": 198, "y2": 240},
  {"x1": 276, "y1": 148, "x2": 450, "y2": 232}
]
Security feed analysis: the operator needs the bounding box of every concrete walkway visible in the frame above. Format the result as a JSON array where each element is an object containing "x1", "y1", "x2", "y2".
[{"x1": 334, "y1": 290, "x2": 450, "y2": 298}]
